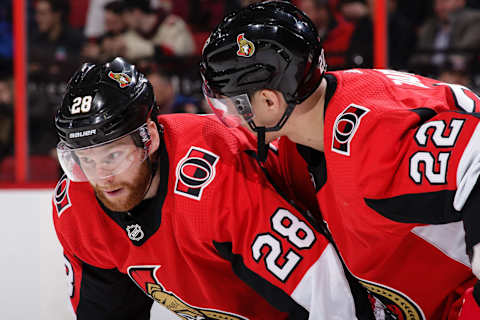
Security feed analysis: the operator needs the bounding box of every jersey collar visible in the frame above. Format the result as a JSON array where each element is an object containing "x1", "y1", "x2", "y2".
[{"x1": 97, "y1": 128, "x2": 170, "y2": 246}]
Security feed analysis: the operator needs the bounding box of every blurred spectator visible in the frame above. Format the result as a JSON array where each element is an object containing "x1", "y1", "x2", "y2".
[
  {"x1": 0, "y1": 75, "x2": 13, "y2": 162},
  {"x1": 395, "y1": 0, "x2": 433, "y2": 32},
  {"x1": 466, "y1": 0, "x2": 480, "y2": 8},
  {"x1": 437, "y1": 56, "x2": 479, "y2": 93},
  {"x1": 342, "y1": 0, "x2": 416, "y2": 70},
  {"x1": 187, "y1": 0, "x2": 231, "y2": 32},
  {"x1": 84, "y1": 0, "x2": 114, "y2": 40},
  {"x1": 153, "y1": 0, "x2": 189, "y2": 22},
  {"x1": 82, "y1": 0, "x2": 128, "y2": 62},
  {"x1": 30, "y1": 0, "x2": 85, "y2": 79},
  {"x1": 68, "y1": 0, "x2": 89, "y2": 30},
  {"x1": 409, "y1": 0, "x2": 480, "y2": 72},
  {"x1": 29, "y1": 0, "x2": 85, "y2": 155},
  {"x1": 144, "y1": 64, "x2": 203, "y2": 114},
  {"x1": 339, "y1": 0, "x2": 369, "y2": 21},
  {"x1": 300, "y1": 0, "x2": 354, "y2": 69},
  {"x1": 0, "y1": 0, "x2": 12, "y2": 74},
  {"x1": 118, "y1": 0, "x2": 195, "y2": 61}
]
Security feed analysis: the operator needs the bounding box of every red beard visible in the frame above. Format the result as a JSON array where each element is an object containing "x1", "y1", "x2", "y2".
[{"x1": 93, "y1": 160, "x2": 151, "y2": 212}]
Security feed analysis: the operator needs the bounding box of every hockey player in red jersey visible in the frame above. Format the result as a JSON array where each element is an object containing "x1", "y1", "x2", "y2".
[
  {"x1": 52, "y1": 57, "x2": 377, "y2": 319},
  {"x1": 200, "y1": 1, "x2": 480, "y2": 319}
]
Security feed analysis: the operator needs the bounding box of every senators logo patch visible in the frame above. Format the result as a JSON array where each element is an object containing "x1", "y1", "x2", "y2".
[
  {"x1": 175, "y1": 147, "x2": 219, "y2": 200},
  {"x1": 54, "y1": 175, "x2": 71, "y2": 217},
  {"x1": 108, "y1": 71, "x2": 132, "y2": 88},
  {"x1": 360, "y1": 279, "x2": 425, "y2": 320},
  {"x1": 332, "y1": 104, "x2": 369, "y2": 155},
  {"x1": 128, "y1": 266, "x2": 247, "y2": 320},
  {"x1": 236, "y1": 33, "x2": 255, "y2": 57}
]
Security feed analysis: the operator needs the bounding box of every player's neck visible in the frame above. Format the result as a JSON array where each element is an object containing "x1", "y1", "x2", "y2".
[{"x1": 284, "y1": 79, "x2": 326, "y2": 152}]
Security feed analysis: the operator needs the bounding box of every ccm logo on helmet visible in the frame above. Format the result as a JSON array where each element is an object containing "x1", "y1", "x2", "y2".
[
  {"x1": 332, "y1": 104, "x2": 369, "y2": 156},
  {"x1": 175, "y1": 147, "x2": 219, "y2": 200}
]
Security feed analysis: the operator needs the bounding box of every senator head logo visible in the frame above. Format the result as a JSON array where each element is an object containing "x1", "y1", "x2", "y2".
[
  {"x1": 236, "y1": 34, "x2": 255, "y2": 57},
  {"x1": 108, "y1": 71, "x2": 132, "y2": 88},
  {"x1": 128, "y1": 266, "x2": 247, "y2": 320},
  {"x1": 360, "y1": 279, "x2": 425, "y2": 320}
]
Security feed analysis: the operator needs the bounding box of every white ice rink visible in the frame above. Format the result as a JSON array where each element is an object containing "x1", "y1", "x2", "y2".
[{"x1": 0, "y1": 189, "x2": 176, "y2": 320}]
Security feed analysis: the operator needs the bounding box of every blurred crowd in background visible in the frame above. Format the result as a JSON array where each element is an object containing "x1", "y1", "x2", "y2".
[{"x1": 1, "y1": 0, "x2": 480, "y2": 181}]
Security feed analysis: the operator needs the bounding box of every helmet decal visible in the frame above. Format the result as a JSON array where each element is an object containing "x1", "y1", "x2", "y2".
[
  {"x1": 68, "y1": 129, "x2": 97, "y2": 139},
  {"x1": 236, "y1": 34, "x2": 255, "y2": 57},
  {"x1": 201, "y1": 1, "x2": 325, "y2": 105},
  {"x1": 108, "y1": 71, "x2": 132, "y2": 88},
  {"x1": 56, "y1": 57, "x2": 155, "y2": 150}
]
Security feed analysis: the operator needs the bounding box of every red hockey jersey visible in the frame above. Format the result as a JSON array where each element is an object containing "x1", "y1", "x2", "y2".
[
  {"x1": 52, "y1": 113, "x2": 371, "y2": 319},
  {"x1": 276, "y1": 69, "x2": 480, "y2": 319}
]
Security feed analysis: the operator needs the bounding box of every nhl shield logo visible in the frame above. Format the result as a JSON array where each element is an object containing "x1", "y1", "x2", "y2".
[
  {"x1": 236, "y1": 33, "x2": 255, "y2": 57},
  {"x1": 126, "y1": 224, "x2": 144, "y2": 241}
]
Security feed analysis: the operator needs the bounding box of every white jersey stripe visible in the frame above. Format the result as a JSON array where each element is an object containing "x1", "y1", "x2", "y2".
[
  {"x1": 411, "y1": 222, "x2": 470, "y2": 267},
  {"x1": 291, "y1": 244, "x2": 358, "y2": 320},
  {"x1": 454, "y1": 122, "x2": 480, "y2": 211}
]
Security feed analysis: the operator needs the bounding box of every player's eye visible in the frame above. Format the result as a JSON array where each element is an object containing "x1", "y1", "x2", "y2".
[
  {"x1": 103, "y1": 151, "x2": 123, "y2": 164},
  {"x1": 80, "y1": 157, "x2": 95, "y2": 167}
]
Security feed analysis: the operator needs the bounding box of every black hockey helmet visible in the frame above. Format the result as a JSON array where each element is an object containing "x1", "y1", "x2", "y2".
[
  {"x1": 56, "y1": 57, "x2": 155, "y2": 149},
  {"x1": 55, "y1": 57, "x2": 158, "y2": 182},
  {"x1": 201, "y1": 0, "x2": 325, "y2": 106},
  {"x1": 200, "y1": 0, "x2": 326, "y2": 160}
]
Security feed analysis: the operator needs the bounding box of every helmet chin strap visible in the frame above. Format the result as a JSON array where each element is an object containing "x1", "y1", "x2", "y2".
[
  {"x1": 142, "y1": 151, "x2": 159, "y2": 199},
  {"x1": 256, "y1": 127, "x2": 269, "y2": 163},
  {"x1": 248, "y1": 103, "x2": 296, "y2": 163},
  {"x1": 141, "y1": 118, "x2": 162, "y2": 199}
]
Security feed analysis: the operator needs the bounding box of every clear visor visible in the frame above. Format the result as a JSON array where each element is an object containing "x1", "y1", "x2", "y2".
[
  {"x1": 202, "y1": 83, "x2": 255, "y2": 128},
  {"x1": 57, "y1": 125, "x2": 150, "y2": 182}
]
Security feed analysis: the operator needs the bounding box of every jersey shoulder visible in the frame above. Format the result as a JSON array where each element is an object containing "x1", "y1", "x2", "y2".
[
  {"x1": 158, "y1": 113, "x2": 258, "y2": 160},
  {"x1": 329, "y1": 68, "x2": 479, "y2": 115},
  {"x1": 52, "y1": 174, "x2": 96, "y2": 221},
  {"x1": 158, "y1": 114, "x2": 283, "y2": 238},
  {"x1": 52, "y1": 175, "x2": 119, "y2": 267}
]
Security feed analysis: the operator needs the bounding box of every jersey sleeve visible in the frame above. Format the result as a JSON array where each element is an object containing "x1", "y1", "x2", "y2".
[
  {"x1": 62, "y1": 248, "x2": 153, "y2": 319},
  {"x1": 354, "y1": 90, "x2": 480, "y2": 254},
  {"x1": 458, "y1": 281, "x2": 480, "y2": 320},
  {"x1": 52, "y1": 189, "x2": 153, "y2": 319},
  {"x1": 209, "y1": 154, "x2": 372, "y2": 319}
]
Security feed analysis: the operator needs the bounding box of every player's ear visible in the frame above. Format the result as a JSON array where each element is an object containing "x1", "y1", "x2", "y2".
[
  {"x1": 146, "y1": 120, "x2": 160, "y2": 156},
  {"x1": 258, "y1": 89, "x2": 285, "y2": 112}
]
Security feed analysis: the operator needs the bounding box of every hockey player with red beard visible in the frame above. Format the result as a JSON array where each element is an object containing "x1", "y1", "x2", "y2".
[
  {"x1": 52, "y1": 56, "x2": 378, "y2": 319},
  {"x1": 200, "y1": 1, "x2": 480, "y2": 319}
]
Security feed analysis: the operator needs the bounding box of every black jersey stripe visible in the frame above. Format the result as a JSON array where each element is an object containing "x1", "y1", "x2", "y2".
[
  {"x1": 212, "y1": 241, "x2": 308, "y2": 319},
  {"x1": 364, "y1": 190, "x2": 461, "y2": 224}
]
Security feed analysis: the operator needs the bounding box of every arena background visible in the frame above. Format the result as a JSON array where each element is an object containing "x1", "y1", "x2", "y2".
[{"x1": 1, "y1": 0, "x2": 479, "y2": 318}]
